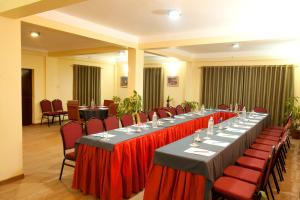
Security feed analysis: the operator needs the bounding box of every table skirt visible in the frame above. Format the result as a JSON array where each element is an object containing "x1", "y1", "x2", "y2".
[{"x1": 72, "y1": 112, "x2": 235, "y2": 199}]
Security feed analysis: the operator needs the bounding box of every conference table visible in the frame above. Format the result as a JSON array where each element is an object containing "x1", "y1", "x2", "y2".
[
  {"x1": 144, "y1": 112, "x2": 270, "y2": 200},
  {"x1": 72, "y1": 110, "x2": 235, "y2": 200},
  {"x1": 78, "y1": 106, "x2": 108, "y2": 121}
]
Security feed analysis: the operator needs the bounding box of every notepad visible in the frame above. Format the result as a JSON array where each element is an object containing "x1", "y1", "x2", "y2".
[
  {"x1": 184, "y1": 147, "x2": 215, "y2": 156},
  {"x1": 226, "y1": 128, "x2": 246, "y2": 133},
  {"x1": 92, "y1": 132, "x2": 115, "y2": 138}
]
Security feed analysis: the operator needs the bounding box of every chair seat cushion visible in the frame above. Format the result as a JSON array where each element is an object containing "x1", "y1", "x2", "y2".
[
  {"x1": 224, "y1": 165, "x2": 261, "y2": 185},
  {"x1": 236, "y1": 156, "x2": 266, "y2": 172},
  {"x1": 251, "y1": 143, "x2": 273, "y2": 152},
  {"x1": 265, "y1": 126, "x2": 283, "y2": 131},
  {"x1": 261, "y1": 131, "x2": 282, "y2": 137},
  {"x1": 257, "y1": 135, "x2": 280, "y2": 141},
  {"x1": 255, "y1": 138, "x2": 278, "y2": 146},
  {"x1": 244, "y1": 149, "x2": 270, "y2": 160},
  {"x1": 65, "y1": 152, "x2": 75, "y2": 161},
  {"x1": 214, "y1": 176, "x2": 256, "y2": 200}
]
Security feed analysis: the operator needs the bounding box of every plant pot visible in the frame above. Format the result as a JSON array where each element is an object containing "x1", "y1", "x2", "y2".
[{"x1": 291, "y1": 129, "x2": 300, "y2": 139}]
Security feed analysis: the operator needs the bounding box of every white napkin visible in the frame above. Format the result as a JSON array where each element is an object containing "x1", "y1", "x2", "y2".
[
  {"x1": 233, "y1": 124, "x2": 251, "y2": 129},
  {"x1": 92, "y1": 132, "x2": 115, "y2": 138},
  {"x1": 216, "y1": 133, "x2": 239, "y2": 139},
  {"x1": 226, "y1": 127, "x2": 246, "y2": 133},
  {"x1": 162, "y1": 118, "x2": 174, "y2": 121},
  {"x1": 203, "y1": 139, "x2": 230, "y2": 147},
  {"x1": 184, "y1": 147, "x2": 215, "y2": 156},
  {"x1": 248, "y1": 119, "x2": 260, "y2": 123},
  {"x1": 116, "y1": 128, "x2": 135, "y2": 132},
  {"x1": 174, "y1": 116, "x2": 186, "y2": 119}
]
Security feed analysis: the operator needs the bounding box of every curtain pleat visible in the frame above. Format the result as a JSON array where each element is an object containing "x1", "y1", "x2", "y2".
[
  {"x1": 202, "y1": 65, "x2": 294, "y2": 125},
  {"x1": 73, "y1": 65, "x2": 101, "y2": 106},
  {"x1": 143, "y1": 67, "x2": 164, "y2": 112}
]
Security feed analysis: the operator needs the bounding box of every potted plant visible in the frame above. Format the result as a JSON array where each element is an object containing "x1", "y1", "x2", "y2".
[
  {"x1": 284, "y1": 97, "x2": 300, "y2": 139},
  {"x1": 113, "y1": 91, "x2": 143, "y2": 123},
  {"x1": 181, "y1": 100, "x2": 199, "y2": 111}
]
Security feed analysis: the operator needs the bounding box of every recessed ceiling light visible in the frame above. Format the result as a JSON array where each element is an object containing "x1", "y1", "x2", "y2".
[
  {"x1": 232, "y1": 43, "x2": 240, "y2": 49},
  {"x1": 168, "y1": 10, "x2": 181, "y2": 20},
  {"x1": 30, "y1": 31, "x2": 40, "y2": 38}
]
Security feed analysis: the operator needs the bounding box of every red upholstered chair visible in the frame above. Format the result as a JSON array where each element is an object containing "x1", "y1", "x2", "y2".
[
  {"x1": 59, "y1": 121, "x2": 83, "y2": 180},
  {"x1": 86, "y1": 118, "x2": 105, "y2": 135},
  {"x1": 121, "y1": 114, "x2": 134, "y2": 127},
  {"x1": 253, "y1": 106, "x2": 267, "y2": 113},
  {"x1": 40, "y1": 99, "x2": 61, "y2": 126},
  {"x1": 184, "y1": 105, "x2": 192, "y2": 113},
  {"x1": 104, "y1": 116, "x2": 119, "y2": 131},
  {"x1": 164, "y1": 107, "x2": 176, "y2": 116},
  {"x1": 214, "y1": 147, "x2": 276, "y2": 200},
  {"x1": 137, "y1": 112, "x2": 147, "y2": 123},
  {"x1": 217, "y1": 104, "x2": 229, "y2": 110},
  {"x1": 104, "y1": 99, "x2": 114, "y2": 107},
  {"x1": 175, "y1": 105, "x2": 184, "y2": 115},
  {"x1": 108, "y1": 103, "x2": 117, "y2": 116},
  {"x1": 157, "y1": 109, "x2": 168, "y2": 118},
  {"x1": 52, "y1": 99, "x2": 68, "y2": 123}
]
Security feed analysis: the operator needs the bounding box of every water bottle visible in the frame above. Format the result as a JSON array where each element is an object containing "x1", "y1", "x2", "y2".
[
  {"x1": 91, "y1": 98, "x2": 95, "y2": 108},
  {"x1": 218, "y1": 117, "x2": 223, "y2": 129},
  {"x1": 229, "y1": 104, "x2": 233, "y2": 112},
  {"x1": 201, "y1": 104, "x2": 205, "y2": 113},
  {"x1": 234, "y1": 103, "x2": 238, "y2": 113},
  {"x1": 152, "y1": 112, "x2": 158, "y2": 128},
  {"x1": 242, "y1": 106, "x2": 247, "y2": 118},
  {"x1": 208, "y1": 116, "x2": 214, "y2": 135}
]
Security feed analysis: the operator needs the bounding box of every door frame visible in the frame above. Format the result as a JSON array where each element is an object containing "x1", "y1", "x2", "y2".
[{"x1": 22, "y1": 67, "x2": 35, "y2": 124}]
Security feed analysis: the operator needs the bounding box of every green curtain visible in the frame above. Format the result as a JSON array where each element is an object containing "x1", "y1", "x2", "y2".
[
  {"x1": 202, "y1": 65, "x2": 294, "y2": 125},
  {"x1": 73, "y1": 65, "x2": 101, "y2": 106},
  {"x1": 143, "y1": 67, "x2": 164, "y2": 112}
]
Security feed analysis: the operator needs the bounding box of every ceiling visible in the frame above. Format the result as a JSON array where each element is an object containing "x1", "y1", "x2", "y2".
[
  {"x1": 56, "y1": 0, "x2": 300, "y2": 40},
  {"x1": 21, "y1": 22, "x2": 116, "y2": 52}
]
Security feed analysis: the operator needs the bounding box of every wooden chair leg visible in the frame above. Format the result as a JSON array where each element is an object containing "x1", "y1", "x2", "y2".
[
  {"x1": 272, "y1": 170, "x2": 280, "y2": 193},
  {"x1": 48, "y1": 116, "x2": 50, "y2": 127},
  {"x1": 276, "y1": 162, "x2": 284, "y2": 181},
  {"x1": 59, "y1": 159, "x2": 65, "y2": 180},
  {"x1": 59, "y1": 115, "x2": 61, "y2": 125},
  {"x1": 268, "y1": 181, "x2": 275, "y2": 200}
]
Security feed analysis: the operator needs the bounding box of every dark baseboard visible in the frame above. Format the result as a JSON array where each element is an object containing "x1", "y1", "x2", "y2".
[{"x1": 0, "y1": 174, "x2": 24, "y2": 186}]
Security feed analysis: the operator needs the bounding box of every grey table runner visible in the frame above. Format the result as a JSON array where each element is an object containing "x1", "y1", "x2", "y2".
[
  {"x1": 153, "y1": 113, "x2": 270, "y2": 200},
  {"x1": 76, "y1": 110, "x2": 219, "y2": 151}
]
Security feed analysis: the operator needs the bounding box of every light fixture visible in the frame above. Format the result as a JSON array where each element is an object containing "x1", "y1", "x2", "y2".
[
  {"x1": 30, "y1": 31, "x2": 40, "y2": 38},
  {"x1": 119, "y1": 50, "x2": 127, "y2": 56},
  {"x1": 232, "y1": 43, "x2": 240, "y2": 49},
  {"x1": 168, "y1": 10, "x2": 181, "y2": 20}
]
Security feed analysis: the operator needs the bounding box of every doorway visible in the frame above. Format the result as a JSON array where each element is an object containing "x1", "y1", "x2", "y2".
[{"x1": 22, "y1": 69, "x2": 33, "y2": 126}]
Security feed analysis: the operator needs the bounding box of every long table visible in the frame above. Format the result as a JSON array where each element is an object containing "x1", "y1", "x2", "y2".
[
  {"x1": 144, "y1": 113, "x2": 270, "y2": 200},
  {"x1": 72, "y1": 110, "x2": 236, "y2": 199}
]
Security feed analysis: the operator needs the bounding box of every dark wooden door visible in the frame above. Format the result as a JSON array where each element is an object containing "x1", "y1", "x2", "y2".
[{"x1": 22, "y1": 69, "x2": 33, "y2": 126}]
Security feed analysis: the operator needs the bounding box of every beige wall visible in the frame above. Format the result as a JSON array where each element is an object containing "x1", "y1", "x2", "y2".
[
  {"x1": 21, "y1": 50, "x2": 116, "y2": 124},
  {"x1": 0, "y1": 17, "x2": 23, "y2": 181}
]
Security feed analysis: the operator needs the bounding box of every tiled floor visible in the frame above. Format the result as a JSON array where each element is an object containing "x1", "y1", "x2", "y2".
[{"x1": 0, "y1": 123, "x2": 299, "y2": 199}]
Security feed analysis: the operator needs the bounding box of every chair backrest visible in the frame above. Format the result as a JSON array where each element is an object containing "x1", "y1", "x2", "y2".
[
  {"x1": 40, "y1": 99, "x2": 53, "y2": 113},
  {"x1": 86, "y1": 118, "x2": 105, "y2": 135},
  {"x1": 121, "y1": 114, "x2": 134, "y2": 127},
  {"x1": 104, "y1": 99, "x2": 114, "y2": 107},
  {"x1": 52, "y1": 99, "x2": 64, "y2": 112},
  {"x1": 253, "y1": 107, "x2": 267, "y2": 113},
  {"x1": 218, "y1": 104, "x2": 229, "y2": 110},
  {"x1": 238, "y1": 105, "x2": 243, "y2": 111},
  {"x1": 148, "y1": 110, "x2": 156, "y2": 121},
  {"x1": 165, "y1": 107, "x2": 176, "y2": 116},
  {"x1": 184, "y1": 105, "x2": 192, "y2": 113},
  {"x1": 108, "y1": 103, "x2": 117, "y2": 116},
  {"x1": 176, "y1": 105, "x2": 185, "y2": 115},
  {"x1": 104, "y1": 116, "x2": 119, "y2": 131},
  {"x1": 67, "y1": 100, "x2": 80, "y2": 121},
  {"x1": 60, "y1": 121, "x2": 82, "y2": 151},
  {"x1": 261, "y1": 145, "x2": 276, "y2": 189},
  {"x1": 138, "y1": 112, "x2": 147, "y2": 123},
  {"x1": 157, "y1": 109, "x2": 168, "y2": 118}
]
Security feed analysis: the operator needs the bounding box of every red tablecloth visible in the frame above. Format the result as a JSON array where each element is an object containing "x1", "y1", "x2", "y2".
[{"x1": 72, "y1": 112, "x2": 235, "y2": 199}]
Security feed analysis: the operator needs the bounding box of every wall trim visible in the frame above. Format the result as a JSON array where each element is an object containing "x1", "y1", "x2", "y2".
[{"x1": 0, "y1": 174, "x2": 24, "y2": 186}]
